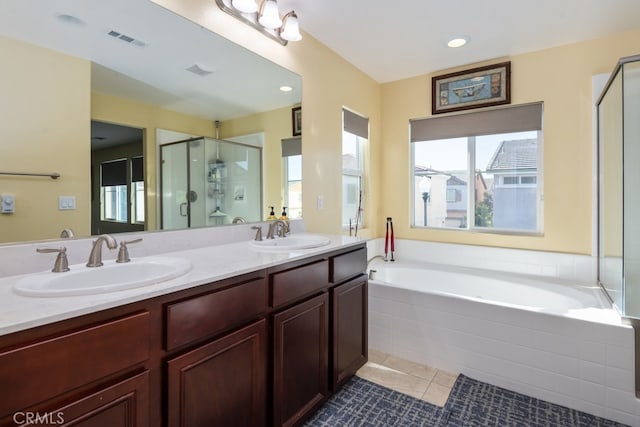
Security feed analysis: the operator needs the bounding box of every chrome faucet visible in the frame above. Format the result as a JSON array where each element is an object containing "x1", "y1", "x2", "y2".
[
  {"x1": 266, "y1": 220, "x2": 288, "y2": 239},
  {"x1": 86, "y1": 234, "x2": 118, "y2": 267},
  {"x1": 367, "y1": 255, "x2": 386, "y2": 268},
  {"x1": 59, "y1": 228, "x2": 75, "y2": 239},
  {"x1": 366, "y1": 255, "x2": 386, "y2": 280}
]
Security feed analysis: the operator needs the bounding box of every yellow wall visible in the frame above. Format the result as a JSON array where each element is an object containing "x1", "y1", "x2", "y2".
[
  {"x1": 0, "y1": 35, "x2": 91, "y2": 243},
  {"x1": 381, "y1": 29, "x2": 640, "y2": 254}
]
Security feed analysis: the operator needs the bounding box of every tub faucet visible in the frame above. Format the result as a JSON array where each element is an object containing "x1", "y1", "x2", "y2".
[
  {"x1": 86, "y1": 234, "x2": 118, "y2": 267},
  {"x1": 367, "y1": 255, "x2": 386, "y2": 269},
  {"x1": 366, "y1": 255, "x2": 386, "y2": 281}
]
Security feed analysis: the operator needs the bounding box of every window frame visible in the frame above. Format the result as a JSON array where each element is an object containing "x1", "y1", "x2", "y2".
[
  {"x1": 342, "y1": 108, "x2": 369, "y2": 232},
  {"x1": 410, "y1": 103, "x2": 544, "y2": 235}
]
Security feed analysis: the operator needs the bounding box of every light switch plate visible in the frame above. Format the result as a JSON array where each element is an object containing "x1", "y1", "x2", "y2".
[
  {"x1": 58, "y1": 196, "x2": 76, "y2": 210},
  {"x1": 1, "y1": 194, "x2": 15, "y2": 213}
]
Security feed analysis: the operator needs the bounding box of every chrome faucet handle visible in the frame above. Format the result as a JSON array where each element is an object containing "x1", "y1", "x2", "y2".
[
  {"x1": 86, "y1": 234, "x2": 118, "y2": 267},
  {"x1": 266, "y1": 220, "x2": 287, "y2": 239},
  {"x1": 37, "y1": 247, "x2": 70, "y2": 273},
  {"x1": 116, "y1": 238, "x2": 143, "y2": 263},
  {"x1": 251, "y1": 226, "x2": 263, "y2": 241}
]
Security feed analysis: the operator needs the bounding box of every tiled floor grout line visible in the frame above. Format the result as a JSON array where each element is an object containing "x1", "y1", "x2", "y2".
[{"x1": 356, "y1": 349, "x2": 458, "y2": 407}]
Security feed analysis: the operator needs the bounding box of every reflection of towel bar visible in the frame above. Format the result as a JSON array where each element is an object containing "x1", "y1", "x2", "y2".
[{"x1": 0, "y1": 171, "x2": 60, "y2": 179}]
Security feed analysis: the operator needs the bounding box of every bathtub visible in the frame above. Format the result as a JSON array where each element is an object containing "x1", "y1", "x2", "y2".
[{"x1": 367, "y1": 259, "x2": 640, "y2": 426}]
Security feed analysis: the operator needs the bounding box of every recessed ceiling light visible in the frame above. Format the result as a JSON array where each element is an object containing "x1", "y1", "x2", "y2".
[
  {"x1": 447, "y1": 36, "x2": 469, "y2": 48},
  {"x1": 280, "y1": 86, "x2": 293, "y2": 92}
]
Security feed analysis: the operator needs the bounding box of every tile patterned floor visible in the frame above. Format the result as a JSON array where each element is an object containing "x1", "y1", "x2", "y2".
[{"x1": 356, "y1": 349, "x2": 458, "y2": 407}]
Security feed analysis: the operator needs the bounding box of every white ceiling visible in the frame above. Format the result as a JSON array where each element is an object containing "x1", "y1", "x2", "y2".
[{"x1": 278, "y1": 0, "x2": 640, "y2": 83}]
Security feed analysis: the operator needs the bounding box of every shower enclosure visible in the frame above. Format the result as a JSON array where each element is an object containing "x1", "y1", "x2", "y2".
[
  {"x1": 160, "y1": 137, "x2": 262, "y2": 229},
  {"x1": 597, "y1": 55, "x2": 640, "y2": 395}
]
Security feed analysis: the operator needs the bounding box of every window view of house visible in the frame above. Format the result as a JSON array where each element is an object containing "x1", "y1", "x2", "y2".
[{"x1": 412, "y1": 131, "x2": 541, "y2": 233}]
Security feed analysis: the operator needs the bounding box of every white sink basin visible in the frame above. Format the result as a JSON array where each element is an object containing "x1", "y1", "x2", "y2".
[
  {"x1": 14, "y1": 256, "x2": 192, "y2": 297},
  {"x1": 249, "y1": 235, "x2": 331, "y2": 251}
]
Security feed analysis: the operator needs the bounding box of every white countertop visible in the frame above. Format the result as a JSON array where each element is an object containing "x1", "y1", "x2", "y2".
[{"x1": 0, "y1": 233, "x2": 364, "y2": 336}]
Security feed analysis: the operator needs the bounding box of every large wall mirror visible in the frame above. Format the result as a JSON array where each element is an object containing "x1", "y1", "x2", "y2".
[{"x1": 0, "y1": 0, "x2": 301, "y2": 245}]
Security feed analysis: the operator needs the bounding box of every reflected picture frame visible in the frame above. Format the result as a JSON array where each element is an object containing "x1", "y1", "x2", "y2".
[
  {"x1": 292, "y1": 106, "x2": 302, "y2": 136},
  {"x1": 432, "y1": 61, "x2": 511, "y2": 114}
]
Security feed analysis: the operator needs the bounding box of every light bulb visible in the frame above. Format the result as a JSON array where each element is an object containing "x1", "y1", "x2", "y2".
[
  {"x1": 258, "y1": 0, "x2": 282, "y2": 29},
  {"x1": 231, "y1": 0, "x2": 258, "y2": 13},
  {"x1": 280, "y1": 11, "x2": 302, "y2": 41}
]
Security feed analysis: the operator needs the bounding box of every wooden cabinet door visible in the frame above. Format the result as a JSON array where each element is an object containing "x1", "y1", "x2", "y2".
[
  {"x1": 272, "y1": 293, "x2": 328, "y2": 427},
  {"x1": 166, "y1": 319, "x2": 267, "y2": 427},
  {"x1": 9, "y1": 371, "x2": 150, "y2": 427},
  {"x1": 331, "y1": 275, "x2": 368, "y2": 391}
]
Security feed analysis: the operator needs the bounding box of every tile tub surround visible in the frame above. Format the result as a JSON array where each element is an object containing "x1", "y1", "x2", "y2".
[
  {"x1": 366, "y1": 239, "x2": 639, "y2": 426},
  {"x1": 0, "y1": 221, "x2": 365, "y2": 335},
  {"x1": 367, "y1": 238, "x2": 598, "y2": 284}
]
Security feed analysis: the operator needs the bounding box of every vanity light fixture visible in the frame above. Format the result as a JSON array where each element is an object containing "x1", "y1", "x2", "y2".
[
  {"x1": 215, "y1": 0, "x2": 302, "y2": 45},
  {"x1": 279, "y1": 85, "x2": 293, "y2": 92},
  {"x1": 231, "y1": 0, "x2": 258, "y2": 13}
]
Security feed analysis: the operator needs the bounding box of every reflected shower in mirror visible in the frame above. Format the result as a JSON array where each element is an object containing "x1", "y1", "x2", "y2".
[{"x1": 0, "y1": 0, "x2": 301, "y2": 245}]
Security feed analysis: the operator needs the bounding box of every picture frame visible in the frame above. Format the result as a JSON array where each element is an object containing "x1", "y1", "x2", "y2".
[
  {"x1": 432, "y1": 61, "x2": 511, "y2": 114},
  {"x1": 292, "y1": 106, "x2": 302, "y2": 136}
]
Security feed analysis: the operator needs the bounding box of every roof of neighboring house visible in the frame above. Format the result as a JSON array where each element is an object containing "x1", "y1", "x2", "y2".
[
  {"x1": 486, "y1": 139, "x2": 537, "y2": 172},
  {"x1": 447, "y1": 175, "x2": 466, "y2": 185}
]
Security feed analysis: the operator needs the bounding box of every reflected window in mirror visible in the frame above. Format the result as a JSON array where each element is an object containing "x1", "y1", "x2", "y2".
[
  {"x1": 101, "y1": 159, "x2": 128, "y2": 223},
  {"x1": 342, "y1": 109, "x2": 369, "y2": 231},
  {"x1": 132, "y1": 157, "x2": 145, "y2": 224},
  {"x1": 282, "y1": 137, "x2": 302, "y2": 219},
  {"x1": 100, "y1": 157, "x2": 145, "y2": 225}
]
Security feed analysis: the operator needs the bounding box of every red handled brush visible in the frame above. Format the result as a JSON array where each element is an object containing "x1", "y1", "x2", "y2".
[
  {"x1": 389, "y1": 217, "x2": 395, "y2": 261},
  {"x1": 384, "y1": 217, "x2": 390, "y2": 261}
]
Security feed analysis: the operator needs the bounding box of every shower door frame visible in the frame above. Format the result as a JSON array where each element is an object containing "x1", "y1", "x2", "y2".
[{"x1": 159, "y1": 137, "x2": 203, "y2": 230}]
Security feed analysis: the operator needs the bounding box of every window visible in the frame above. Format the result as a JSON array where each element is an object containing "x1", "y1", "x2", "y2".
[
  {"x1": 282, "y1": 137, "x2": 302, "y2": 219},
  {"x1": 410, "y1": 103, "x2": 543, "y2": 233},
  {"x1": 342, "y1": 109, "x2": 369, "y2": 230},
  {"x1": 131, "y1": 157, "x2": 145, "y2": 223},
  {"x1": 100, "y1": 157, "x2": 145, "y2": 224},
  {"x1": 100, "y1": 159, "x2": 128, "y2": 223}
]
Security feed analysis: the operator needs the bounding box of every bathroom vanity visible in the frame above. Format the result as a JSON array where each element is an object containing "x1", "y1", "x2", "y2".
[{"x1": 0, "y1": 240, "x2": 367, "y2": 427}]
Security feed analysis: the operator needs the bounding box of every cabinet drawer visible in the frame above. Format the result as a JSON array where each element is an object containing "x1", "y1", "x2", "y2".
[
  {"x1": 0, "y1": 311, "x2": 149, "y2": 418},
  {"x1": 271, "y1": 260, "x2": 329, "y2": 308},
  {"x1": 330, "y1": 247, "x2": 367, "y2": 284},
  {"x1": 165, "y1": 277, "x2": 267, "y2": 351}
]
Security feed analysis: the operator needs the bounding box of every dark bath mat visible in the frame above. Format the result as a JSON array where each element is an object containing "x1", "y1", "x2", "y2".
[{"x1": 304, "y1": 374, "x2": 630, "y2": 427}]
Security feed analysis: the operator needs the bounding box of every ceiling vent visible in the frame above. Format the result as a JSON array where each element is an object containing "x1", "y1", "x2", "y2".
[
  {"x1": 107, "y1": 30, "x2": 147, "y2": 47},
  {"x1": 186, "y1": 63, "x2": 216, "y2": 77}
]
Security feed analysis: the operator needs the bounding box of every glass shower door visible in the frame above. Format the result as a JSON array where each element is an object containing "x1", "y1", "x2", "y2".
[{"x1": 161, "y1": 141, "x2": 189, "y2": 230}]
